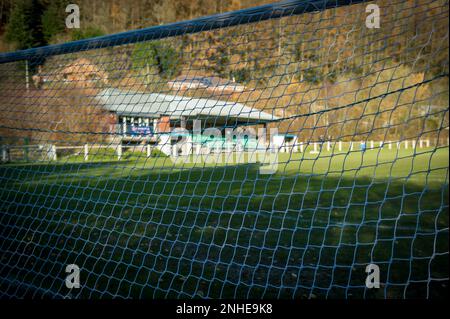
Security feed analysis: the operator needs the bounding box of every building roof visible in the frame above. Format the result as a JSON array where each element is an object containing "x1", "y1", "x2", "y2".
[
  {"x1": 32, "y1": 58, "x2": 109, "y2": 88},
  {"x1": 167, "y1": 75, "x2": 245, "y2": 92},
  {"x1": 169, "y1": 75, "x2": 240, "y2": 85},
  {"x1": 96, "y1": 88, "x2": 278, "y2": 124}
]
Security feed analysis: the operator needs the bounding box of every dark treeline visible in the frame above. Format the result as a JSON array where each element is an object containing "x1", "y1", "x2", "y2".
[{"x1": 0, "y1": 0, "x2": 264, "y2": 50}]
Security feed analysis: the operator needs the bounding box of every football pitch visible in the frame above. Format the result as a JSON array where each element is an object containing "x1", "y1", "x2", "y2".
[{"x1": 0, "y1": 147, "x2": 448, "y2": 298}]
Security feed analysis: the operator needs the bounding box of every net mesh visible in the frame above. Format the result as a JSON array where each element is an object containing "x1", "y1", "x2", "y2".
[{"x1": 0, "y1": 0, "x2": 448, "y2": 299}]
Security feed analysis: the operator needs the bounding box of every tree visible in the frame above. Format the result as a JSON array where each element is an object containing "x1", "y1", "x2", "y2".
[
  {"x1": 5, "y1": 0, "x2": 46, "y2": 50},
  {"x1": 41, "y1": 0, "x2": 68, "y2": 43},
  {"x1": 206, "y1": 42, "x2": 229, "y2": 77},
  {"x1": 0, "y1": 0, "x2": 13, "y2": 30},
  {"x1": 131, "y1": 41, "x2": 181, "y2": 80}
]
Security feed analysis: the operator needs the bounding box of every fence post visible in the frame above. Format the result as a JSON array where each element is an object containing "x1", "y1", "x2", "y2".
[
  {"x1": 117, "y1": 144, "x2": 122, "y2": 160},
  {"x1": 338, "y1": 141, "x2": 342, "y2": 152},
  {"x1": 426, "y1": 139, "x2": 430, "y2": 148},
  {"x1": 172, "y1": 144, "x2": 178, "y2": 157},
  {"x1": 419, "y1": 140, "x2": 423, "y2": 148},
  {"x1": 396, "y1": 141, "x2": 400, "y2": 149},
  {"x1": 370, "y1": 141, "x2": 374, "y2": 149},
  {"x1": 299, "y1": 142, "x2": 304, "y2": 153},
  {"x1": 51, "y1": 145, "x2": 57, "y2": 161},
  {"x1": 226, "y1": 140, "x2": 232, "y2": 153},
  {"x1": 84, "y1": 144, "x2": 89, "y2": 161},
  {"x1": 404, "y1": 140, "x2": 408, "y2": 150},
  {"x1": 146, "y1": 144, "x2": 151, "y2": 157},
  {"x1": 350, "y1": 142, "x2": 353, "y2": 151},
  {"x1": 24, "y1": 137, "x2": 29, "y2": 162},
  {"x1": 2, "y1": 146, "x2": 7, "y2": 162},
  {"x1": 412, "y1": 140, "x2": 416, "y2": 149},
  {"x1": 388, "y1": 141, "x2": 392, "y2": 150}
]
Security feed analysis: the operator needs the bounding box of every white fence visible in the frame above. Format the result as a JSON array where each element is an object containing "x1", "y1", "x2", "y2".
[
  {"x1": 1, "y1": 144, "x2": 122, "y2": 162},
  {"x1": 1, "y1": 138, "x2": 448, "y2": 163},
  {"x1": 269, "y1": 138, "x2": 446, "y2": 154},
  {"x1": 52, "y1": 143, "x2": 159, "y2": 161},
  {"x1": 53, "y1": 144, "x2": 126, "y2": 161}
]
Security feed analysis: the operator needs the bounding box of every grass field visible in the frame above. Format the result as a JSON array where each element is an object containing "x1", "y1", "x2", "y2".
[{"x1": 0, "y1": 146, "x2": 448, "y2": 299}]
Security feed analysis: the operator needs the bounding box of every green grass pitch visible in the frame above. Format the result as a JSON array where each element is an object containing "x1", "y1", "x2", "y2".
[{"x1": 0, "y1": 146, "x2": 448, "y2": 298}]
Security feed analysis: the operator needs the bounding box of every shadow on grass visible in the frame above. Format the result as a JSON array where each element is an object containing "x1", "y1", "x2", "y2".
[{"x1": 0, "y1": 161, "x2": 448, "y2": 299}]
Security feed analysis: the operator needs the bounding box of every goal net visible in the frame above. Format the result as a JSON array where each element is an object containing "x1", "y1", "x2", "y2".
[{"x1": 0, "y1": 0, "x2": 448, "y2": 299}]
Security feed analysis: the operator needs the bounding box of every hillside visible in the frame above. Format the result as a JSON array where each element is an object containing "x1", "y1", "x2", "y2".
[{"x1": 0, "y1": 0, "x2": 448, "y2": 145}]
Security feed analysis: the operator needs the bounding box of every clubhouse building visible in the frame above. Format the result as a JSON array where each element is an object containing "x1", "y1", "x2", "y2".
[{"x1": 96, "y1": 88, "x2": 279, "y2": 155}]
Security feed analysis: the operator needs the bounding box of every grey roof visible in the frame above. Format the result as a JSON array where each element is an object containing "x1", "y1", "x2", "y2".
[
  {"x1": 168, "y1": 75, "x2": 244, "y2": 88},
  {"x1": 96, "y1": 88, "x2": 278, "y2": 123}
]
